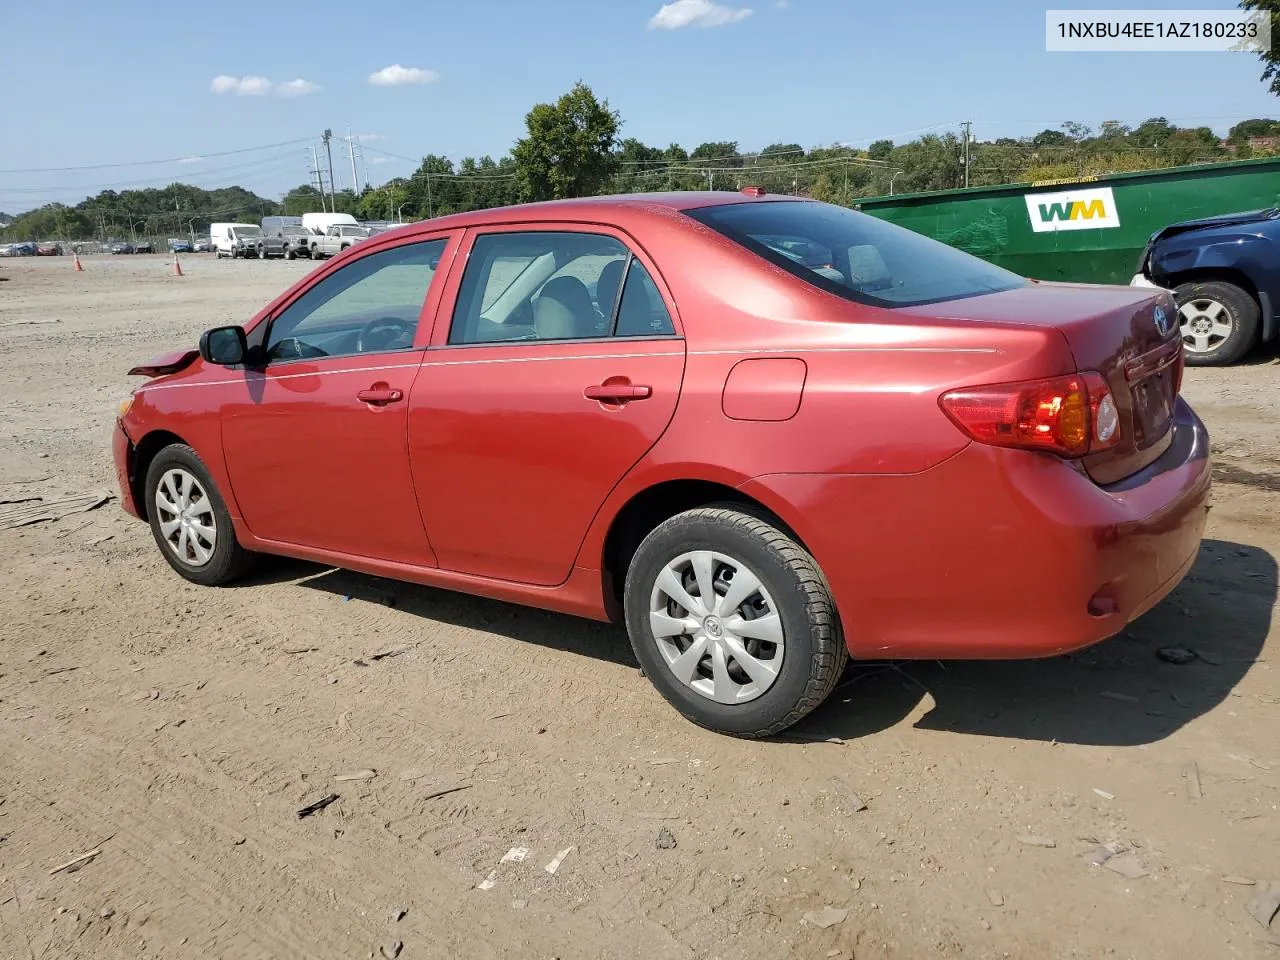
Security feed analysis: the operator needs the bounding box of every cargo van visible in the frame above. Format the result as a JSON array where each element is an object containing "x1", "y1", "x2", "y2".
[
  {"x1": 301, "y1": 212, "x2": 359, "y2": 236},
  {"x1": 210, "y1": 223, "x2": 263, "y2": 259}
]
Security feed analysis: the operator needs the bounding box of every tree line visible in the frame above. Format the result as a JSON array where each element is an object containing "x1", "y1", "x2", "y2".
[{"x1": 5, "y1": 80, "x2": 1280, "y2": 242}]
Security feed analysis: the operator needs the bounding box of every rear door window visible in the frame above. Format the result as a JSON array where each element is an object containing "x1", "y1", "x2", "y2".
[{"x1": 686, "y1": 201, "x2": 1025, "y2": 307}]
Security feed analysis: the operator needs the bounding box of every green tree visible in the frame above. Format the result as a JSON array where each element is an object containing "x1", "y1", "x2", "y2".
[
  {"x1": 1240, "y1": 0, "x2": 1280, "y2": 93},
  {"x1": 282, "y1": 185, "x2": 325, "y2": 216},
  {"x1": 867, "y1": 139, "x2": 894, "y2": 161},
  {"x1": 511, "y1": 82, "x2": 620, "y2": 201}
]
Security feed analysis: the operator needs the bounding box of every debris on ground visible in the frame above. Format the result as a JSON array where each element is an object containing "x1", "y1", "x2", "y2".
[
  {"x1": 1016, "y1": 835, "x2": 1056, "y2": 848},
  {"x1": 368, "y1": 645, "x2": 409, "y2": 662},
  {"x1": 1224, "y1": 875, "x2": 1257, "y2": 885},
  {"x1": 1248, "y1": 882, "x2": 1280, "y2": 946},
  {"x1": 801, "y1": 906, "x2": 848, "y2": 928},
  {"x1": 1157, "y1": 646, "x2": 1198, "y2": 665},
  {"x1": 1184, "y1": 762, "x2": 1203, "y2": 801},
  {"x1": 1103, "y1": 854, "x2": 1149, "y2": 879},
  {"x1": 391, "y1": 907, "x2": 407, "y2": 922},
  {"x1": 49, "y1": 847, "x2": 101, "y2": 875},
  {"x1": 421, "y1": 784, "x2": 470, "y2": 802},
  {"x1": 544, "y1": 846, "x2": 573, "y2": 875},
  {"x1": 647, "y1": 757, "x2": 680, "y2": 765},
  {"x1": 477, "y1": 870, "x2": 498, "y2": 891},
  {"x1": 0, "y1": 492, "x2": 112, "y2": 530},
  {"x1": 511, "y1": 898, "x2": 527, "y2": 910},
  {"x1": 379, "y1": 938, "x2": 403, "y2": 959},
  {"x1": 985, "y1": 888, "x2": 1005, "y2": 907},
  {"x1": 284, "y1": 646, "x2": 318, "y2": 655},
  {"x1": 337, "y1": 712, "x2": 352, "y2": 732},
  {"x1": 99, "y1": 907, "x2": 114, "y2": 919},
  {"x1": 831, "y1": 776, "x2": 869, "y2": 812},
  {"x1": 1086, "y1": 840, "x2": 1128, "y2": 867},
  {"x1": 334, "y1": 769, "x2": 377, "y2": 782},
  {"x1": 296, "y1": 793, "x2": 340, "y2": 818},
  {"x1": 1092, "y1": 788, "x2": 1116, "y2": 800},
  {"x1": 501, "y1": 847, "x2": 530, "y2": 864},
  {"x1": 398, "y1": 768, "x2": 429, "y2": 782},
  {"x1": 655, "y1": 827, "x2": 677, "y2": 850}
]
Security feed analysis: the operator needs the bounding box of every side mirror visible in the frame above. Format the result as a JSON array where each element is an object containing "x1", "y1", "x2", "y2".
[{"x1": 199, "y1": 326, "x2": 247, "y2": 366}]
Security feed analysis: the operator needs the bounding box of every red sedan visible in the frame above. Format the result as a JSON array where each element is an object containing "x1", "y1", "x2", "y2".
[{"x1": 112, "y1": 191, "x2": 1210, "y2": 737}]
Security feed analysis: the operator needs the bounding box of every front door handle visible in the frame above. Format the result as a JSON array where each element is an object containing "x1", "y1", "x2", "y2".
[
  {"x1": 357, "y1": 385, "x2": 404, "y2": 405},
  {"x1": 584, "y1": 383, "x2": 652, "y2": 402}
]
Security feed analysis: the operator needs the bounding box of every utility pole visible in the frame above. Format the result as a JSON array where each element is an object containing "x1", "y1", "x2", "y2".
[
  {"x1": 310, "y1": 145, "x2": 327, "y2": 212},
  {"x1": 323, "y1": 129, "x2": 338, "y2": 208},
  {"x1": 347, "y1": 128, "x2": 360, "y2": 195},
  {"x1": 962, "y1": 120, "x2": 972, "y2": 189}
]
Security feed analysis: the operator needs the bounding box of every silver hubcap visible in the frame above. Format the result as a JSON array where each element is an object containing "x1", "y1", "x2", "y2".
[
  {"x1": 1178, "y1": 298, "x2": 1233, "y2": 354},
  {"x1": 155, "y1": 468, "x2": 216, "y2": 567},
  {"x1": 649, "y1": 550, "x2": 784, "y2": 704}
]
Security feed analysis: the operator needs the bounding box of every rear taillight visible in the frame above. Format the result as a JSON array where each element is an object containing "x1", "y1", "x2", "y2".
[{"x1": 940, "y1": 372, "x2": 1119, "y2": 458}]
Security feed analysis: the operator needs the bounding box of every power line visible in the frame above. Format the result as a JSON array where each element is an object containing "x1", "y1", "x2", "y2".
[{"x1": 0, "y1": 136, "x2": 315, "y2": 176}]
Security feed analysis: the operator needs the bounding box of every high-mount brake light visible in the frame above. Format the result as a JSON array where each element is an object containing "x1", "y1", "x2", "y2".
[{"x1": 939, "y1": 372, "x2": 1119, "y2": 458}]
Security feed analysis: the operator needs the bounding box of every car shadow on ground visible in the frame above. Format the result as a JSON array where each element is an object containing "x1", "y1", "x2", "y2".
[
  {"x1": 794, "y1": 539, "x2": 1277, "y2": 746},
  {"x1": 240, "y1": 559, "x2": 639, "y2": 668},
  {"x1": 241, "y1": 539, "x2": 1273, "y2": 746}
]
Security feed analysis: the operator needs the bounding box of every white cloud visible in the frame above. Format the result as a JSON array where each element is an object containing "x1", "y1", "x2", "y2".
[
  {"x1": 210, "y1": 74, "x2": 272, "y2": 95},
  {"x1": 177, "y1": 156, "x2": 202, "y2": 164},
  {"x1": 368, "y1": 64, "x2": 439, "y2": 86},
  {"x1": 277, "y1": 78, "x2": 319, "y2": 97},
  {"x1": 648, "y1": 0, "x2": 752, "y2": 29}
]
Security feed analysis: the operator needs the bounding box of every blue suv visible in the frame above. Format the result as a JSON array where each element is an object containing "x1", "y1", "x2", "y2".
[{"x1": 1131, "y1": 208, "x2": 1280, "y2": 366}]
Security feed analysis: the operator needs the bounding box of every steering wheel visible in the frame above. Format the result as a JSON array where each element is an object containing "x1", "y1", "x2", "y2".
[
  {"x1": 269, "y1": 337, "x2": 328, "y2": 361},
  {"x1": 357, "y1": 316, "x2": 414, "y2": 353}
]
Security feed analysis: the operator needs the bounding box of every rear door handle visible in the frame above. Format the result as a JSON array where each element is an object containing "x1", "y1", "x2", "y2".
[
  {"x1": 584, "y1": 384, "x2": 652, "y2": 402},
  {"x1": 357, "y1": 386, "x2": 404, "y2": 405}
]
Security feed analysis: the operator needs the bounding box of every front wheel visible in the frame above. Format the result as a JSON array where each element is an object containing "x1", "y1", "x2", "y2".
[
  {"x1": 285, "y1": 248, "x2": 296, "y2": 261},
  {"x1": 1174, "y1": 279, "x2": 1260, "y2": 366},
  {"x1": 623, "y1": 506, "x2": 847, "y2": 738},
  {"x1": 144, "y1": 444, "x2": 254, "y2": 586}
]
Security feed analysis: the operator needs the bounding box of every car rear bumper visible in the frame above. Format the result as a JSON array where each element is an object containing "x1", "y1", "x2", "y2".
[
  {"x1": 112, "y1": 420, "x2": 141, "y2": 519},
  {"x1": 741, "y1": 397, "x2": 1211, "y2": 660}
]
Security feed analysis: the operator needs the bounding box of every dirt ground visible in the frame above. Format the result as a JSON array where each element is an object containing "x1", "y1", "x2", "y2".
[{"x1": 0, "y1": 254, "x2": 1277, "y2": 960}]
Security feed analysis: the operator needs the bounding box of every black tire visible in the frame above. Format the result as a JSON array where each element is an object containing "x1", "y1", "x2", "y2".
[
  {"x1": 623, "y1": 506, "x2": 847, "y2": 738},
  {"x1": 1174, "y1": 279, "x2": 1260, "y2": 366},
  {"x1": 144, "y1": 444, "x2": 254, "y2": 587},
  {"x1": 285, "y1": 248, "x2": 296, "y2": 261}
]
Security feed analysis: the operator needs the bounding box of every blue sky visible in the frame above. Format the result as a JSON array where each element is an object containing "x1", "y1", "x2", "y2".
[{"x1": 3, "y1": 0, "x2": 1279, "y2": 212}]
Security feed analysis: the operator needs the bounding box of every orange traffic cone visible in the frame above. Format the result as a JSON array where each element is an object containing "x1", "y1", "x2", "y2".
[
  {"x1": 73, "y1": 251, "x2": 83, "y2": 272},
  {"x1": 172, "y1": 252, "x2": 183, "y2": 277}
]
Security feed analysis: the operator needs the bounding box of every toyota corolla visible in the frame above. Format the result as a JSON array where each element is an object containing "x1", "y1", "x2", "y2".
[{"x1": 112, "y1": 190, "x2": 1210, "y2": 737}]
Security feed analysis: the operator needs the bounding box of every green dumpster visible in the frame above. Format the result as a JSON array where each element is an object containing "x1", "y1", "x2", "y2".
[{"x1": 854, "y1": 157, "x2": 1280, "y2": 285}]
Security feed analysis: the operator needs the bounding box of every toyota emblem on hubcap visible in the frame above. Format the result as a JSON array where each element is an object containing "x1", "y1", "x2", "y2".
[{"x1": 703, "y1": 616, "x2": 723, "y2": 638}]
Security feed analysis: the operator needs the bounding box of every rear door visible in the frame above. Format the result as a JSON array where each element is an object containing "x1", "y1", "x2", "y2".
[{"x1": 409, "y1": 225, "x2": 686, "y2": 586}]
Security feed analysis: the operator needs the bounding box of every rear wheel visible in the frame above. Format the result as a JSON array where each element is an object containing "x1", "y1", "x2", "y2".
[
  {"x1": 144, "y1": 444, "x2": 254, "y2": 586},
  {"x1": 623, "y1": 506, "x2": 847, "y2": 738},
  {"x1": 1174, "y1": 279, "x2": 1259, "y2": 366}
]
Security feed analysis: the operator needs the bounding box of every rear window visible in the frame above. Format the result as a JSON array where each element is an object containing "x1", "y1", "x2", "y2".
[{"x1": 686, "y1": 200, "x2": 1024, "y2": 308}]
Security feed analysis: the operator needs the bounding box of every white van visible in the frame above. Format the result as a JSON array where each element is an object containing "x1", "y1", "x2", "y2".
[
  {"x1": 211, "y1": 223, "x2": 264, "y2": 259},
  {"x1": 301, "y1": 212, "x2": 360, "y2": 236}
]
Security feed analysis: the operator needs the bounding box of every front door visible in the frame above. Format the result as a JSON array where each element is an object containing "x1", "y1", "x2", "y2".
[
  {"x1": 410, "y1": 227, "x2": 686, "y2": 585},
  {"x1": 221, "y1": 236, "x2": 452, "y2": 565}
]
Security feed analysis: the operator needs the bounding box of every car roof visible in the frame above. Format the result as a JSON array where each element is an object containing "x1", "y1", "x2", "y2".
[{"x1": 391, "y1": 190, "x2": 807, "y2": 237}]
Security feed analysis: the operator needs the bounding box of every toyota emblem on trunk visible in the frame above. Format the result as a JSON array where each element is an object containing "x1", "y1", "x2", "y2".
[{"x1": 1153, "y1": 305, "x2": 1170, "y2": 336}]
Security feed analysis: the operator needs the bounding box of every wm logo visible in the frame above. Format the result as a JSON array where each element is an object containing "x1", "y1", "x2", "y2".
[{"x1": 1038, "y1": 199, "x2": 1107, "y2": 222}]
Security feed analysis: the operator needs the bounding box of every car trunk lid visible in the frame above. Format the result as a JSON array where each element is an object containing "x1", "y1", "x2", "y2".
[{"x1": 901, "y1": 281, "x2": 1183, "y2": 484}]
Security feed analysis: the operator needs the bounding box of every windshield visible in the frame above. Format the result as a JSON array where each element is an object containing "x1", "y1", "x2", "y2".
[
  {"x1": 686, "y1": 200, "x2": 1024, "y2": 308},
  {"x1": 234, "y1": 226, "x2": 262, "y2": 238},
  {"x1": 339, "y1": 226, "x2": 367, "y2": 236}
]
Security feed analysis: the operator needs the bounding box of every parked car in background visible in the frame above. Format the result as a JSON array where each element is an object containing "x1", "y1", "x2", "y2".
[
  {"x1": 307, "y1": 223, "x2": 370, "y2": 259},
  {"x1": 169, "y1": 238, "x2": 193, "y2": 254},
  {"x1": 109, "y1": 241, "x2": 134, "y2": 255},
  {"x1": 36, "y1": 241, "x2": 62, "y2": 256},
  {"x1": 263, "y1": 225, "x2": 313, "y2": 260},
  {"x1": 1131, "y1": 207, "x2": 1280, "y2": 366},
  {"x1": 194, "y1": 238, "x2": 214, "y2": 253},
  {"x1": 134, "y1": 241, "x2": 155, "y2": 254},
  {"x1": 113, "y1": 191, "x2": 1210, "y2": 737},
  {"x1": 211, "y1": 223, "x2": 264, "y2": 259}
]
